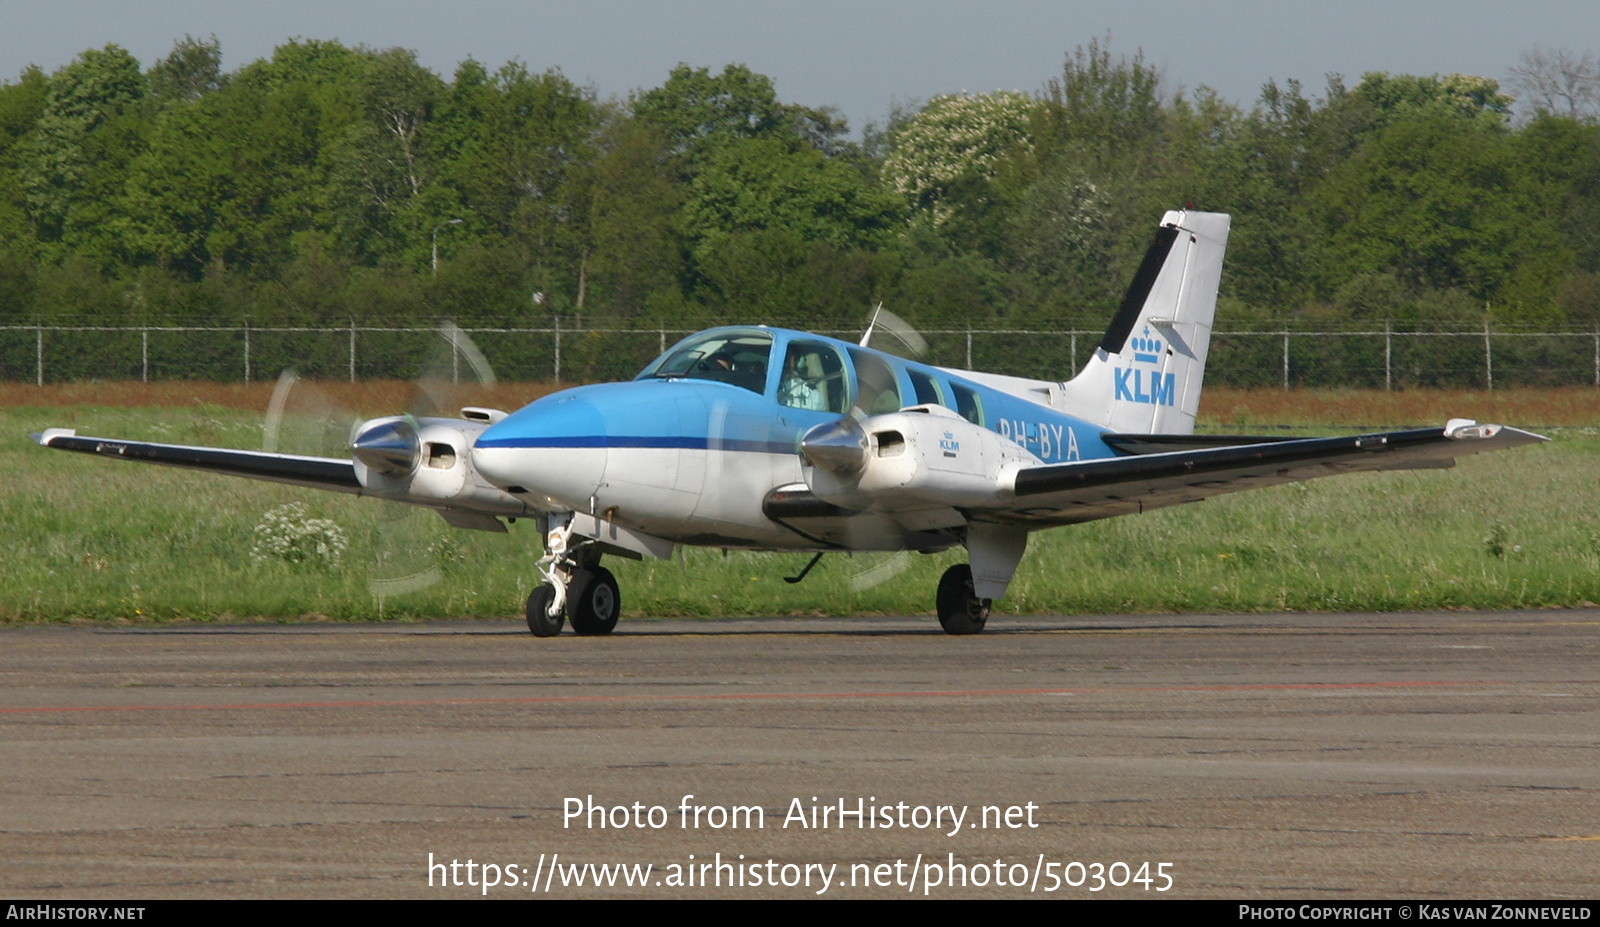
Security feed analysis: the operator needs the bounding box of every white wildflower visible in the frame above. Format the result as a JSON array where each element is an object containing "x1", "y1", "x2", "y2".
[{"x1": 250, "y1": 502, "x2": 348, "y2": 569}]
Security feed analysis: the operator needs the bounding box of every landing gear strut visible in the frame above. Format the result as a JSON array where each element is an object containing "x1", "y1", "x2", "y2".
[
  {"x1": 936, "y1": 564, "x2": 990, "y2": 635},
  {"x1": 526, "y1": 521, "x2": 621, "y2": 637}
]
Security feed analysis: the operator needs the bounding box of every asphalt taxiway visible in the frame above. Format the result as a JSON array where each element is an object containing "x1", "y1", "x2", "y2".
[{"x1": 1, "y1": 611, "x2": 1596, "y2": 898}]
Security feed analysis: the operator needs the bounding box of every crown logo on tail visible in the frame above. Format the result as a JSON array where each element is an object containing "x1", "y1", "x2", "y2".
[{"x1": 1131, "y1": 327, "x2": 1163, "y2": 364}]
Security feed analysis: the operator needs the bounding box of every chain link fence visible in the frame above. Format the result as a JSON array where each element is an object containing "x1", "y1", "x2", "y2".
[{"x1": 4, "y1": 322, "x2": 1599, "y2": 389}]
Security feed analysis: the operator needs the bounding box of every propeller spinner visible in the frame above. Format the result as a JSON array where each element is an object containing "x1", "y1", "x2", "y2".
[
  {"x1": 352, "y1": 418, "x2": 421, "y2": 477},
  {"x1": 799, "y1": 416, "x2": 868, "y2": 476}
]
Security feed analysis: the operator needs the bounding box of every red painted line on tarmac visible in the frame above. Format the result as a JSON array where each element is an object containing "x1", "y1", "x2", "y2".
[{"x1": 0, "y1": 680, "x2": 1499, "y2": 716}]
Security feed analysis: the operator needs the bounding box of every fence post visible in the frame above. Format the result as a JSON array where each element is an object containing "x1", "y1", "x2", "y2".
[
  {"x1": 243, "y1": 323, "x2": 250, "y2": 384},
  {"x1": 1070, "y1": 331, "x2": 1077, "y2": 377},
  {"x1": 142, "y1": 328, "x2": 148, "y2": 383},
  {"x1": 349, "y1": 321, "x2": 356, "y2": 383},
  {"x1": 1282, "y1": 329, "x2": 1290, "y2": 391},
  {"x1": 659, "y1": 328, "x2": 666, "y2": 355},
  {"x1": 553, "y1": 316, "x2": 561, "y2": 385},
  {"x1": 1593, "y1": 326, "x2": 1597, "y2": 388},
  {"x1": 1484, "y1": 320, "x2": 1492, "y2": 391},
  {"x1": 965, "y1": 329, "x2": 972, "y2": 370},
  {"x1": 1384, "y1": 321, "x2": 1391, "y2": 392},
  {"x1": 35, "y1": 323, "x2": 42, "y2": 387},
  {"x1": 450, "y1": 323, "x2": 459, "y2": 384}
]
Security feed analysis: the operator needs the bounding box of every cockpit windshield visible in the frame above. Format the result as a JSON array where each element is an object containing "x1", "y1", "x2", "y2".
[{"x1": 638, "y1": 329, "x2": 773, "y2": 394}]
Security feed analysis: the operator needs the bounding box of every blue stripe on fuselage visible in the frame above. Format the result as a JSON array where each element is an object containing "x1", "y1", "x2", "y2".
[{"x1": 476, "y1": 434, "x2": 795, "y2": 454}]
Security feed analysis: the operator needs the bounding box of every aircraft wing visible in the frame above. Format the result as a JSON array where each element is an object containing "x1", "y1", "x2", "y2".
[
  {"x1": 32, "y1": 429, "x2": 362, "y2": 494},
  {"x1": 988, "y1": 423, "x2": 1545, "y2": 527}
]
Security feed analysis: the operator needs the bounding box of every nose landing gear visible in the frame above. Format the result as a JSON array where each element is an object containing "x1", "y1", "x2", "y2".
[
  {"x1": 526, "y1": 520, "x2": 622, "y2": 637},
  {"x1": 525, "y1": 583, "x2": 565, "y2": 637}
]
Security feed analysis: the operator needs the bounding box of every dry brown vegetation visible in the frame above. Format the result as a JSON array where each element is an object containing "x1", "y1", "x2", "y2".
[
  {"x1": 3, "y1": 381, "x2": 1594, "y2": 427},
  {"x1": 0, "y1": 381, "x2": 565, "y2": 416},
  {"x1": 1202, "y1": 387, "x2": 1600, "y2": 427}
]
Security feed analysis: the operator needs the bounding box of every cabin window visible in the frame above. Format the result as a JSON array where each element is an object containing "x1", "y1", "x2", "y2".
[
  {"x1": 778, "y1": 341, "x2": 847, "y2": 413},
  {"x1": 848, "y1": 349, "x2": 903, "y2": 415},
  {"x1": 908, "y1": 370, "x2": 943, "y2": 406},
  {"x1": 642, "y1": 330, "x2": 773, "y2": 394},
  {"x1": 949, "y1": 382, "x2": 983, "y2": 425}
]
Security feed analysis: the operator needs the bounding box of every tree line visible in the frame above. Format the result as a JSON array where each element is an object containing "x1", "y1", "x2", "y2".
[{"x1": 1, "y1": 35, "x2": 1598, "y2": 341}]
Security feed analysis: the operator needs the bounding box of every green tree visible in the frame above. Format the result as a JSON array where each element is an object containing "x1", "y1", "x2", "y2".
[
  {"x1": 453, "y1": 63, "x2": 598, "y2": 312},
  {"x1": 124, "y1": 40, "x2": 367, "y2": 281},
  {"x1": 22, "y1": 45, "x2": 147, "y2": 262},
  {"x1": 1316, "y1": 112, "x2": 1567, "y2": 319},
  {"x1": 325, "y1": 47, "x2": 448, "y2": 265},
  {"x1": 881, "y1": 91, "x2": 1037, "y2": 228},
  {"x1": 146, "y1": 35, "x2": 223, "y2": 108},
  {"x1": 575, "y1": 115, "x2": 686, "y2": 318},
  {"x1": 0, "y1": 65, "x2": 47, "y2": 269},
  {"x1": 686, "y1": 135, "x2": 901, "y2": 258},
  {"x1": 1514, "y1": 114, "x2": 1600, "y2": 273},
  {"x1": 682, "y1": 135, "x2": 902, "y2": 320},
  {"x1": 1354, "y1": 72, "x2": 1512, "y2": 130},
  {"x1": 1192, "y1": 78, "x2": 1349, "y2": 315},
  {"x1": 1038, "y1": 37, "x2": 1165, "y2": 173},
  {"x1": 1015, "y1": 39, "x2": 1195, "y2": 310},
  {"x1": 632, "y1": 63, "x2": 789, "y2": 164}
]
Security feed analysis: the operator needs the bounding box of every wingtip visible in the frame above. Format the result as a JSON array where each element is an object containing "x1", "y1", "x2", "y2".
[
  {"x1": 32, "y1": 427, "x2": 76, "y2": 446},
  {"x1": 1443, "y1": 419, "x2": 1547, "y2": 445}
]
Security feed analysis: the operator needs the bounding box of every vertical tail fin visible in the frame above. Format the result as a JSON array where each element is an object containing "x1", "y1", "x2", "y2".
[{"x1": 1055, "y1": 210, "x2": 1230, "y2": 435}]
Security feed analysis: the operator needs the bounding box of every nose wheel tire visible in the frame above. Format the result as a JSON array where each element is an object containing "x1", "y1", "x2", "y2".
[
  {"x1": 526, "y1": 583, "x2": 565, "y2": 637},
  {"x1": 936, "y1": 564, "x2": 990, "y2": 635},
  {"x1": 569, "y1": 566, "x2": 621, "y2": 636}
]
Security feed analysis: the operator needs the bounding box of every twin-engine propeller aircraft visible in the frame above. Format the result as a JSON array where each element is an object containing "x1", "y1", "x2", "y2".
[{"x1": 34, "y1": 211, "x2": 1543, "y2": 635}]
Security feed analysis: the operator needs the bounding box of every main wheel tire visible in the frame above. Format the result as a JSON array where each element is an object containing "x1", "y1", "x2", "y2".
[
  {"x1": 936, "y1": 564, "x2": 990, "y2": 635},
  {"x1": 526, "y1": 583, "x2": 565, "y2": 637},
  {"x1": 569, "y1": 566, "x2": 620, "y2": 636}
]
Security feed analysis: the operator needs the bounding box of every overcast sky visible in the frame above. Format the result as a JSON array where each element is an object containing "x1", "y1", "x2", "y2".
[{"x1": 3, "y1": 1, "x2": 1594, "y2": 132}]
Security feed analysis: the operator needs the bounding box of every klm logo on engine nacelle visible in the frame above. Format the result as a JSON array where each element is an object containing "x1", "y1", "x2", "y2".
[{"x1": 1115, "y1": 327, "x2": 1175, "y2": 406}]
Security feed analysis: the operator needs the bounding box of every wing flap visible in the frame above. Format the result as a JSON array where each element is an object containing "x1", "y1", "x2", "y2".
[
  {"x1": 1000, "y1": 424, "x2": 1544, "y2": 526},
  {"x1": 34, "y1": 430, "x2": 362, "y2": 493}
]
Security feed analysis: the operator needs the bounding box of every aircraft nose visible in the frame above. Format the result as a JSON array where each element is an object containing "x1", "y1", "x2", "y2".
[{"x1": 471, "y1": 393, "x2": 608, "y2": 509}]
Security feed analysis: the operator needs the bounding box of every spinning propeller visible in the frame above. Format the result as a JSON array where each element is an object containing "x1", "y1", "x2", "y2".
[
  {"x1": 262, "y1": 323, "x2": 502, "y2": 603},
  {"x1": 794, "y1": 307, "x2": 934, "y2": 591}
]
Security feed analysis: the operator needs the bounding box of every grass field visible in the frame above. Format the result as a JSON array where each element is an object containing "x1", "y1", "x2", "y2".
[{"x1": 4, "y1": 382, "x2": 1597, "y2": 624}]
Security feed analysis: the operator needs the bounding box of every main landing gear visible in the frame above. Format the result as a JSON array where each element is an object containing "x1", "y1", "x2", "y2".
[
  {"x1": 936, "y1": 564, "x2": 990, "y2": 635},
  {"x1": 526, "y1": 522, "x2": 621, "y2": 637}
]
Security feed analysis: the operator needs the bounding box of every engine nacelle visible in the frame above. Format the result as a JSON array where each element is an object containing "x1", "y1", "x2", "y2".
[
  {"x1": 804, "y1": 405, "x2": 1035, "y2": 509},
  {"x1": 352, "y1": 415, "x2": 528, "y2": 524}
]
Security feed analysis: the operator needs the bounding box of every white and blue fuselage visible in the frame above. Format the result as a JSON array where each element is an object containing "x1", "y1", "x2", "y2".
[{"x1": 472, "y1": 326, "x2": 1118, "y2": 551}]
